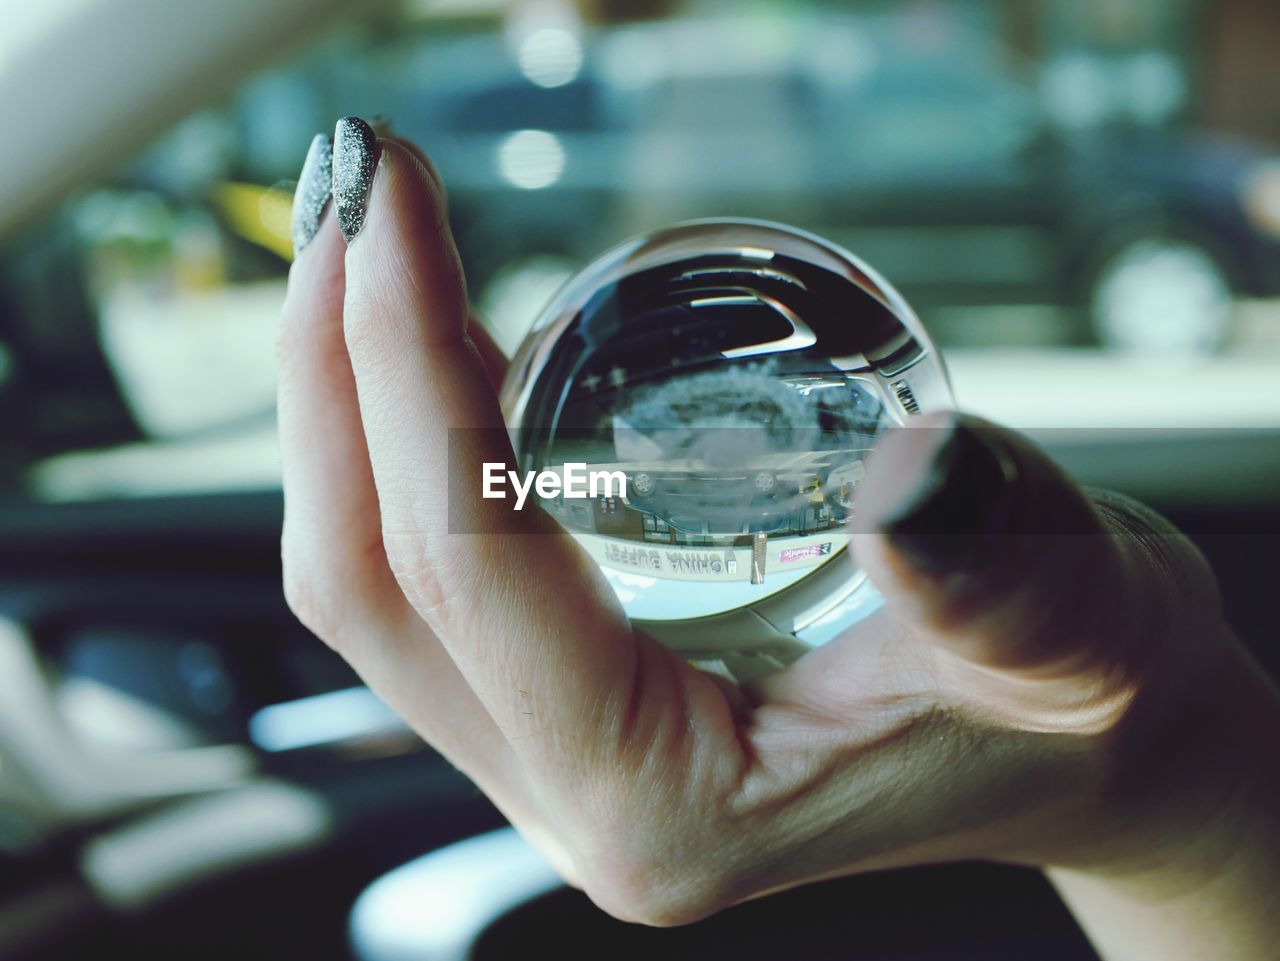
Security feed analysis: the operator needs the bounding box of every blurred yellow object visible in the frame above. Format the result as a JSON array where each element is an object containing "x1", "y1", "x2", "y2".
[
  {"x1": 172, "y1": 214, "x2": 227, "y2": 291},
  {"x1": 214, "y1": 182, "x2": 296, "y2": 261}
]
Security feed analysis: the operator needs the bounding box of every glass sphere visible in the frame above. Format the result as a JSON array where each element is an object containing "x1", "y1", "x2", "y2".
[{"x1": 500, "y1": 220, "x2": 953, "y2": 645}]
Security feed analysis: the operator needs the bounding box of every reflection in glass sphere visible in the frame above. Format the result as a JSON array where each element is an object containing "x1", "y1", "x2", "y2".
[{"x1": 500, "y1": 220, "x2": 953, "y2": 652}]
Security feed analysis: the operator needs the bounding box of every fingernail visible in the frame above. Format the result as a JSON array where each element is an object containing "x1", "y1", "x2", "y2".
[
  {"x1": 291, "y1": 133, "x2": 332, "y2": 255},
  {"x1": 333, "y1": 116, "x2": 379, "y2": 242},
  {"x1": 881, "y1": 416, "x2": 1020, "y2": 575}
]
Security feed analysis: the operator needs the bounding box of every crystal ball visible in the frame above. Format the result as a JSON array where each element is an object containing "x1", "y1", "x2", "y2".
[{"x1": 500, "y1": 220, "x2": 953, "y2": 655}]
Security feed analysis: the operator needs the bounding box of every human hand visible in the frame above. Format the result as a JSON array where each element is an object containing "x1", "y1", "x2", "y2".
[{"x1": 278, "y1": 119, "x2": 1280, "y2": 957}]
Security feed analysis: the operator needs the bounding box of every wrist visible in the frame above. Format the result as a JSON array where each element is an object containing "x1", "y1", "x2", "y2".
[
  {"x1": 1048, "y1": 631, "x2": 1280, "y2": 960},
  {"x1": 1103, "y1": 629, "x2": 1277, "y2": 879}
]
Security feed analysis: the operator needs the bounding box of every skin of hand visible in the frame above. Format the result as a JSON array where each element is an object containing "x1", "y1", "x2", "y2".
[{"x1": 277, "y1": 127, "x2": 1280, "y2": 958}]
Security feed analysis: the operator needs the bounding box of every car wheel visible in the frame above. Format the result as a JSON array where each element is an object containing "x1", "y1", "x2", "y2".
[
  {"x1": 1089, "y1": 236, "x2": 1234, "y2": 356},
  {"x1": 631, "y1": 472, "x2": 656, "y2": 498}
]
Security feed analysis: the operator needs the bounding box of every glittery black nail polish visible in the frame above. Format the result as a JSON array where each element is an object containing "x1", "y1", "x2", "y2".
[
  {"x1": 881, "y1": 417, "x2": 1020, "y2": 575},
  {"x1": 333, "y1": 116, "x2": 378, "y2": 242},
  {"x1": 291, "y1": 133, "x2": 333, "y2": 255}
]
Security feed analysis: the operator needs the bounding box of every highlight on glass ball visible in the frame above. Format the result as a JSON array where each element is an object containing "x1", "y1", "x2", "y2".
[{"x1": 500, "y1": 220, "x2": 954, "y2": 671}]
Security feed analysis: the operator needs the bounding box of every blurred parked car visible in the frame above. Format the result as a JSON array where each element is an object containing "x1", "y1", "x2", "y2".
[{"x1": 317, "y1": 15, "x2": 1280, "y2": 355}]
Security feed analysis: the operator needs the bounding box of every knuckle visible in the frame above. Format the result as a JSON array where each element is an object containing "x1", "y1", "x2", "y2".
[
  {"x1": 381, "y1": 530, "x2": 453, "y2": 624},
  {"x1": 280, "y1": 530, "x2": 359, "y2": 647},
  {"x1": 281, "y1": 557, "x2": 340, "y2": 643}
]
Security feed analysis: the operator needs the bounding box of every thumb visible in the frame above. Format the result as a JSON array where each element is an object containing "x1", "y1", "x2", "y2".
[{"x1": 851, "y1": 413, "x2": 1208, "y2": 683}]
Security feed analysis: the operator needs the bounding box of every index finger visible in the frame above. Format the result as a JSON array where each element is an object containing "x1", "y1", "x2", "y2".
[{"x1": 333, "y1": 118, "x2": 668, "y2": 759}]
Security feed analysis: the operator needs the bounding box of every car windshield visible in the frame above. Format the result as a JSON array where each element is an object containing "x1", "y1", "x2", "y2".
[{"x1": 3, "y1": 0, "x2": 1279, "y2": 502}]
